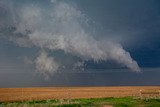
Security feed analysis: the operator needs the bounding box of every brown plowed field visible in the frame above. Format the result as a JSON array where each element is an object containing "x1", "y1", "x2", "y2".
[{"x1": 0, "y1": 86, "x2": 159, "y2": 102}]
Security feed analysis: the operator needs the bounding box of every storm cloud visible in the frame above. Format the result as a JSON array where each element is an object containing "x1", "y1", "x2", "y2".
[{"x1": 0, "y1": 0, "x2": 141, "y2": 76}]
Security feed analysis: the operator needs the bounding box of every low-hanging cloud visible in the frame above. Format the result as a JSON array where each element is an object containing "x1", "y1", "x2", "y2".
[
  {"x1": 35, "y1": 51, "x2": 59, "y2": 77},
  {"x1": 0, "y1": 0, "x2": 140, "y2": 75}
]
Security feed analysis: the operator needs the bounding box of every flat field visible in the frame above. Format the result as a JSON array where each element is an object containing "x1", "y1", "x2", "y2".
[{"x1": 0, "y1": 86, "x2": 160, "y2": 102}]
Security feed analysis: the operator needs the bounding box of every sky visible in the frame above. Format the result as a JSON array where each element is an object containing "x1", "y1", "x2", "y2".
[{"x1": 0, "y1": 0, "x2": 160, "y2": 87}]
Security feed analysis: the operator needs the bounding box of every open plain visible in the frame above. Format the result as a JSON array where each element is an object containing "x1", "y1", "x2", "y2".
[{"x1": 0, "y1": 86, "x2": 160, "y2": 102}]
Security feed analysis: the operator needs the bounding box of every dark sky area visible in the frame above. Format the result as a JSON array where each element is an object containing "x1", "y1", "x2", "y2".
[{"x1": 0, "y1": 0, "x2": 160, "y2": 87}]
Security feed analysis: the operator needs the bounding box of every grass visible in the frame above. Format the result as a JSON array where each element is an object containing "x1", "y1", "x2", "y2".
[{"x1": 0, "y1": 97, "x2": 160, "y2": 107}]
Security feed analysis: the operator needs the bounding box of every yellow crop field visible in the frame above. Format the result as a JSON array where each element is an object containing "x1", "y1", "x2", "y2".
[{"x1": 0, "y1": 86, "x2": 160, "y2": 102}]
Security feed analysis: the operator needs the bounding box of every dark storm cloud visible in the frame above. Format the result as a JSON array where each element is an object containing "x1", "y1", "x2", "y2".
[
  {"x1": 0, "y1": 0, "x2": 160, "y2": 87},
  {"x1": 73, "y1": 0, "x2": 160, "y2": 68},
  {"x1": 74, "y1": 0, "x2": 160, "y2": 46},
  {"x1": 0, "y1": 0, "x2": 141, "y2": 76}
]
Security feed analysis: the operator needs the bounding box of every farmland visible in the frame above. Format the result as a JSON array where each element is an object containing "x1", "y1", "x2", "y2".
[
  {"x1": 0, "y1": 86, "x2": 160, "y2": 102},
  {"x1": 0, "y1": 86, "x2": 160, "y2": 107}
]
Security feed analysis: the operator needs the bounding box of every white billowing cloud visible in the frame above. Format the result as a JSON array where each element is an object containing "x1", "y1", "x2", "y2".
[
  {"x1": 1, "y1": 0, "x2": 141, "y2": 73},
  {"x1": 35, "y1": 51, "x2": 59, "y2": 75},
  {"x1": 15, "y1": 5, "x2": 42, "y2": 34}
]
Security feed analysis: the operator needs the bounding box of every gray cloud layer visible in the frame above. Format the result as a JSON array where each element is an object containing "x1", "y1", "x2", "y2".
[{"x1": 0, "y1": 0, "x2": 140, "y2": 75}]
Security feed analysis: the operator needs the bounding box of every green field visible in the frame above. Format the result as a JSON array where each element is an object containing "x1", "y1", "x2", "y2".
[{"x1": 0, "y1": 97, "x2": 160, "y2": 107}]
